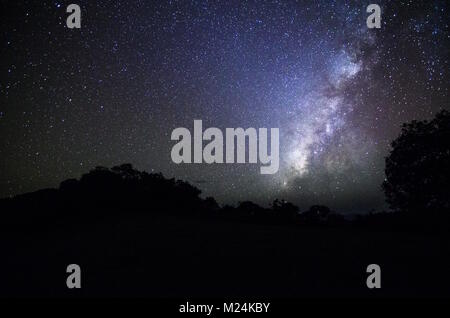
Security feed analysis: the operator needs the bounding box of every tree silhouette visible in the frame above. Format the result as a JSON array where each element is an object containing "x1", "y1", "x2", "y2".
[
  {"x1": 301, "y1": 205, "x2": 331, "y2": 224},
  {"x1": 236, "y1": 201, "x2": 266, "y2": 218},
  {"x1": 383, "y1": 110, "x2": 450, "y2": 214},
  {"x1": 271, "y1": 199, "x2": 299, "y2": 221}
]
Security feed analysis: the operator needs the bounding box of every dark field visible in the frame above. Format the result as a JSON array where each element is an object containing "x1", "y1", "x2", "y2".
[{"x1": 2, "y1": 212, "x2": 449, "y2": 298}]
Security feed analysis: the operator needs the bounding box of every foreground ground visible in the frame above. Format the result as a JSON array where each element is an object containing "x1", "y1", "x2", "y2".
[{"x1": 1, "y1": 212, "x2": 449, "y2": 298}]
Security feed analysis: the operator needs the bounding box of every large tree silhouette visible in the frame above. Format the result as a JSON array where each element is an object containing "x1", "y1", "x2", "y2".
[{"x1": 383, "y1": 110, "x2": 450, "y2": 214}]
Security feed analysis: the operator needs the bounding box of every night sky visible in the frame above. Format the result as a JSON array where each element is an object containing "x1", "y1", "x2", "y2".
[{"x1": 1, "y1": 1, "x2": 448, "y2": 213}]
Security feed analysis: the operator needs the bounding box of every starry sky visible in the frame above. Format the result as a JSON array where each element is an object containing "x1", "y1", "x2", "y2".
[{"x1": 1, "y1": 0, "x2": 448, "y2": 213}]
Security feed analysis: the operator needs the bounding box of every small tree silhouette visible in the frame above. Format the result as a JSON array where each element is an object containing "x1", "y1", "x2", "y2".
[
  {"x1": 383, "y1": 110, "x2": 450, "y2": 214},
  {"x1": 271, "y1": 199, "x2": 299, "y2": 221},
  {"x1": 237, "y1": 201, "x2": 265, "y2": 218},
  {"x1": 301, "y1": 205, "x2": 331, "y2": 224}
]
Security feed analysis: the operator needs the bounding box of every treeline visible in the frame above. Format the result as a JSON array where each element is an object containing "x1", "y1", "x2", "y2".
[
  {"x1": 1, "y1": 163, "x2": 447, "y2": 232},
  {"x1": 0, "y1": 164, "x2": 346, "y2": 226}
]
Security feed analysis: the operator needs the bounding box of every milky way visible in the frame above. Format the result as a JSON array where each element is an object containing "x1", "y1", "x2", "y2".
[{"x1": 1, "y1": 1, "x2": 448, "y2": 212}]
